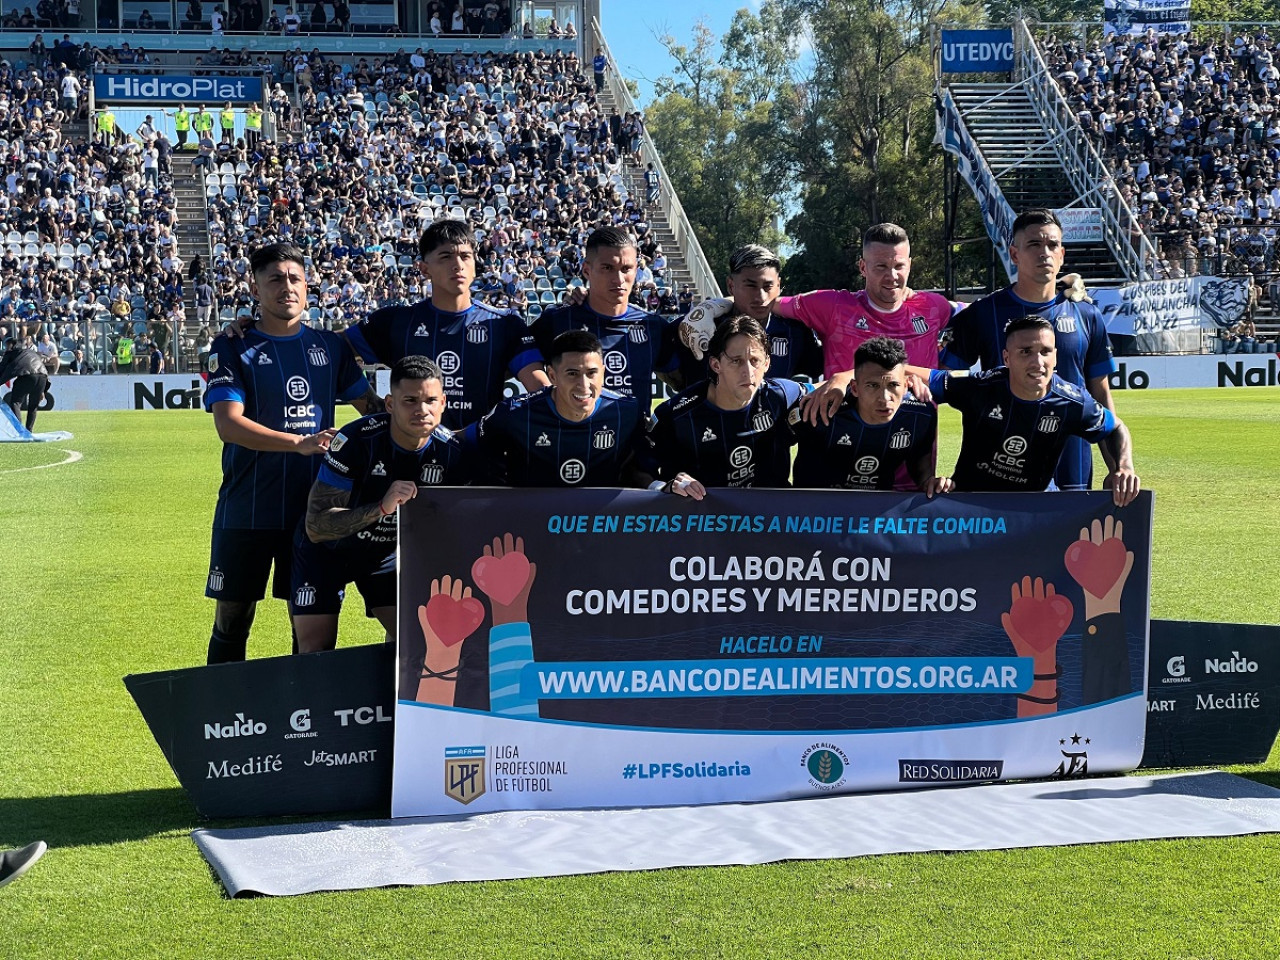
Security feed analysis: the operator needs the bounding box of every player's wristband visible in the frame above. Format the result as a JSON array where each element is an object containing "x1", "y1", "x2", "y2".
[{"x1": 379, "y1": 502, "x2": 393, "y2": 517}]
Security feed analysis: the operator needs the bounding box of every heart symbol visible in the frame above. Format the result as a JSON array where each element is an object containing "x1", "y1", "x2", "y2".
[
  {"x1": 1008, "y1": 593, "x2": 1075, "y2": 653},
  {"x1": 471, "y1": 552, "x2": 531, "y2": 606},
  {"x1": 424, "y1": 594, "x2": 484, "y2": 647},
  {"x1": 1064, "y1": 538, "x2": 1128, "y2": 599}
]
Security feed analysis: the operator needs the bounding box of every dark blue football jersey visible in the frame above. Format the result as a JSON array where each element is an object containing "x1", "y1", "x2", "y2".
[
  {"x1": 792, "y1": 395, "x2": 938, "y2": 490},
  {"x1": 204, "y1": 326, "x2": 367, "y2": 531},
  {"x1": 473, "y1": 387, "x2": 646, "y2": 487},
  {"x1": 531, "y1": 302, "x2": 679, "y2": 415},
  {"x1": 311, "y1": 413, "x2": 472, "y2": 554},
  {"x1": 649, "y1": 378, "x2": 807, "y2": 488},
  {"x1": 929, "y1": 368, "x2": 1117, "y2": 493},
  {"x1": 345, "y1": 300, "x2": 541, "y2": 429},
  {"x1": 676, "y1": 312, "x2": 824, "y2": 386}
]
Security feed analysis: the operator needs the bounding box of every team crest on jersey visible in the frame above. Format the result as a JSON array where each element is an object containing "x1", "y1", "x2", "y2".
[
  {"x1": 701, "y1": 427, "x2": 717, "y2": 442},
  {"x1": 856, "y1": 456, "x2": 879, "y2": 475},
  {"x1": 627, "y1": 325, "x2": 648, "y2": 344},
  {"x1": 855, "y1": 317, "x2": 869, "y2": 330},
  {"x1": 208, "y1": 567, "x2": 224, "y2": 592},
  {"x1": 592, "y1": 427, "x2": 616, "y2": 450},
  {"x1": 911, "y1": 316, "x2": 928, "y2": 335},
  {"x1": 889, "y1": 429, "x2": 911, "y2": 450},
  {"x1": 295, "y1": 583, "x2": 317, "y2": 607},
  {"x1": 1038, "y1": 414, "x2": 1061, "y2": 434},
  {"x1": 560, "y1": 459, "x2": 586, "y2": 484},
  {"x1": 751, "y1": 410, "x2": 775, "y2": 433},
  {"x1": 256, "y1": 350, "x2": 273, "y2": 365},
  {"x1": 307, "y1": 346, "x2": 329, "y2": 366},
  {"x1": 535, "y1": 432, "x2": 551, "y2": 447},
  {"x1": 414, "y1": 323, "x2": 430, "y2": 338},
  {"x1": 371, "y1": 461, "x2": 387, "y2": 476},
  {"x1": 329, "y1": 432, "x2": 347, "y2": 452},
  {"x1": 465, "y1": 322, "x2": 489, "y2": 344},
  {"x1": 771, "y1": 338, "x2": 788, "y2": 357},
  {"x1": 207, "y1": 353, "x2": 220, "y2": 373},
  {"x1": 1055, "y1": 316, "x2": 1077, "y2": 334},
  {"x1": 988, "y1": 405, "x2": 1004, "y2": 420},
  {"x1": 421, "y1": 463, "x2": 445, "y2": 484},
  {"x1": 837, "y1": 434, "x2": 853, "y2": 446}
]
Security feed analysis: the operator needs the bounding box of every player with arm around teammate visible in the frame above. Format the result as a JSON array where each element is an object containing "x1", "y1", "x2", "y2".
[
  {"x1": 792, "y1": 336, "x2": 951, "y2": 497},
  {"x1": 929, "y1": 316, "x2": 1139, "y2": 506},
  {"x1": 649, "y1": 316, "x2": 810, "y2": 500},
  {"x1": 203, "y1": 242, "x2": 380, "y2": 664},
  {"x1": 291, "y1": 356, "x2": 471, "y2": 653}
]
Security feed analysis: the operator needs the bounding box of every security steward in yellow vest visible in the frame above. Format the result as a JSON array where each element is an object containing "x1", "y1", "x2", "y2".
[{"x1": 172, "y1": 104, "x2": 191, "y2": 148}]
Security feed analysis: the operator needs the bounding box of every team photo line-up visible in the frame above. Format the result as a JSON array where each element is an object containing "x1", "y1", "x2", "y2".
[{"x1": 202, "y1": 209, "x2": 1140, "y2": 669}]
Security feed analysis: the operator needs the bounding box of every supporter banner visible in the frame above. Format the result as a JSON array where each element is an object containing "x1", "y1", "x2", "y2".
[
  {"x1": 940, "y1": 30, "x2": 1014, "y2": 73},
  {"x1": 1142, "y1": 620, "x2": 1280, "y2": 767},
  {"x1": 1055, "y1": 207, "x2": 1104, "y2": 244},
  {"x1": 1092, "y1": 276, "x2": 1250, "y2": 352},
  {"x1": 392, "y1": 489, "x2": 1153, "y2": 817},
  {"x1": 93, "y1": 73, "x2": 263, "y2": 104},
  {"x1": 936, "y1": 91, "x2": 1017, "y2": 280},
  {"x1": 1103, "y1": 0, "x2": 1191, "y2": 36},
  {"x1": 126, "y1": 643, "x2": 395, "y2": 819}
]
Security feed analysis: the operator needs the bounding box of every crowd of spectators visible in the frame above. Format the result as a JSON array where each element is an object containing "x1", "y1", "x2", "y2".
[{"x1": 1045, "y1": 29, "x2": 1280, "y2": 295}]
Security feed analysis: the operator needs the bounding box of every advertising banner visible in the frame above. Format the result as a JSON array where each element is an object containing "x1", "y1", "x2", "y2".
[
  {"x1": 392, "y1": 489, "x2": 1153, "y2": 818},
  {"x1": 940, "y1": 30, "x2": 1014, "y2": 73},
  {"x1": 126, "y1": 643, "x2": 395, "y2": 818},
  {"x1": 1143, "y1": 620, "x2": 1280, "y2": 768},
  {"x1": 1103, "y1": 0, "x2": 1191, "y2": 36},
  {"x1": 93, "y1": 73, "x2": 263, "y2": 104}
]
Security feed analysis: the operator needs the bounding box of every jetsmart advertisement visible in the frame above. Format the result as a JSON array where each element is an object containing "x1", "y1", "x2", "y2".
[{"x1": 93, "y1": 74, "x2": 263, "y2": 103}]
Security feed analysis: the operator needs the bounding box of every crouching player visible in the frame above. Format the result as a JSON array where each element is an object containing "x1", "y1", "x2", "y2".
[
  {"x1": 792, "y1": 336, "x2": 951, "y2": 496},
  {"x1": 291, "y1": 356, "x2": 471, "y2": 652},
  {"x1": 648, "y1": 316, "x2": 810, "y2": 498}
]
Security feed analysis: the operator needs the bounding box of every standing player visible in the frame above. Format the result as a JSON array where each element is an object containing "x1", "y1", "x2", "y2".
[
  {"x1": 533, "y1": 226, "x2": 682, "y2": 417},
  {"x1": 928, "y1": 317, "x2": 1139, "y2": 506},
  {"x1": 941, "y1": 208, "x2": 1115, "y2": 490},
  {"x1": 291, "y1": 356, "x2": 470, "y2": 653},
  {"x1": 792, "y1": 336, "x2": 949, "y2": 495},
  {"x1": 343, "y1": 220, "x2": 547, "y2": 429},
  {"x1": 675, "y1": 244, "x2": 823, "y2": 385},
  {"x1": 203, "y1": 243, "x2": 378, "y2": 664},
  {"x1": 474, "y1": 330, "x2": 651, "y2": 487},
  {"x1": 649, "y1": 316, "x2": 809, "y2": 498}
]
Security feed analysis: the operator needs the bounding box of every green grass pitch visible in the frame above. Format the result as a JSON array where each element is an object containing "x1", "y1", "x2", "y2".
[{"x1": 1, "y1": 388, "x2": 1278, "y2": 959}]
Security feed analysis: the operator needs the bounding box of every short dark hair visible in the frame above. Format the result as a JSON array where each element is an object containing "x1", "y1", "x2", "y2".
[
  {"x1": 707, "y1": 316, "x2": 769, "y2": 384},
  {"x1": 1011, "y1": 208, "x2": 1062, "y2": 239},
  {"x1": 249, "y1": 242, "x2": 306, "y2": 275},
  {"x1": 418, "y1": 219, "x2": 476, "y2": 259},
  {"x1": 1003, "y1": 315, "x2": 1056, "y2": 339},
  {"x1": 547, "y1": 329, "x2": 603, "y2": 366},
  {"x1": 585, "y1": 226, "x2": 636, "y2": 258},
  {"x1": 728, "y1": 244, "x2": 780, "y2": 275},
  {"x1": 390, "y1": 354, "x2": 444, "y2": 388},
  {"x1": 862, "y1": 223, "x2": 909, "y2": 250},
  {"x1": 854, "y1": 335, "x2": 907, "y2": 372}
]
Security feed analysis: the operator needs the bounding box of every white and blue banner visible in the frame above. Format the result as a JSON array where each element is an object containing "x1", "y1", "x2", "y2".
[
  {"x1": 1091, "y1": 276, "x2": 1250, "y2": 338},
  {"x1": 93, "y1": 73, "x2": 263, "y2": 104},
  {"x1": 1103, "y1": 0, "x2": 1191, "y2": 37},
  {"x1": 940, "y1": 30, "x2": 1015, "y2": 73},
  {"x1": 936, "y1": 91, "x2": 1017, "y2": 281},
  {"x1": 1055, "y1": 207, "x2": 1104, "y2": 244},
  {"x1": 392, "y1": 489, "x2": 1153, "y2": 817}
]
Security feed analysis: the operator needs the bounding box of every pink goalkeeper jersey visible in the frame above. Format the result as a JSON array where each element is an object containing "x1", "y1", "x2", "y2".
[{"x1": 777, "y1": 289, "x2": 956, "y2": 377}]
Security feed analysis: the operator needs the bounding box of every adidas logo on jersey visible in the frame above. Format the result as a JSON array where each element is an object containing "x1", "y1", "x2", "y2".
[
  {"x1": 371, "y1": 461, "x2": 387, "y2": 476},
  {"x1": 414, "y1": 324, "x2": 430, "y2": 338},
  {"x1": 701, "y1": 427, "x2": 718, "y2": 442},
  {"x1": 256, "y1": 351, "x2": 273, "y2": 365},
  {"x1": 837, "y1": 434, "x2": 853, "y2": 446},
  {"x1": 890, "y1": 429, "x2": 911, "y2": 450},
  {"x1": 307, "y1": 346, "x2": 329, "y2": 366},
  {"x1": 988, "y1": 405, "x2": 1003, "y2": 419},
  {"x1": 535, "y1": 432, "x2": 551, "y2": 447}
]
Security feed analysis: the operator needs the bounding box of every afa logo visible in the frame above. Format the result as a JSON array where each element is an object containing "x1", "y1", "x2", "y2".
[
  {"x1": 801, "y1": 742, "x2": 849, "y2": 791},
  {"x1": 445, "y1": 745, "x2": 486, "y2": 804},
  {"x1": 207, "y1": 353, "x2": 219, "y2": 373}
]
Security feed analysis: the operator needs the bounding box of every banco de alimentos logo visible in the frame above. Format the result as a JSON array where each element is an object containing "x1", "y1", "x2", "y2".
[{"x1": 801, "y1": 742, "x2": 849, "y2": 791}]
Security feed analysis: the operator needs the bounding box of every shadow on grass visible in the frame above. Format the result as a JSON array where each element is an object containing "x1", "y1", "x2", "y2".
[
  {"x1": 1239, "y1": 771, "x2": 1280, "y2": 791},
  {"x1": 0, "y1": 789, "x2": 391, "y2": 849}
]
